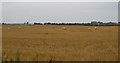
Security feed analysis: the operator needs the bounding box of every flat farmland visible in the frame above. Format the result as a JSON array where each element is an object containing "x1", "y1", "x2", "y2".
[{"x1": 2, "y1": 25, "x2": 118, "y2": 61}]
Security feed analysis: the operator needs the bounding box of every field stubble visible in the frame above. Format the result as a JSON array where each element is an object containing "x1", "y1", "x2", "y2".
[{"x1": 2, "y1": 25, "x2": 118, "y2": 61}]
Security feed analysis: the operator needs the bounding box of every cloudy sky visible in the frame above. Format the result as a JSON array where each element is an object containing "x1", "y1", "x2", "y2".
[
  {"x1": 2, "y1": 2, "x2": 118, "y2": 23},
  {"x1": 0, "y1": 3, "x2": 1, "y2": 23},
  {"x1": 1, "y1": 0, "x2": 119, "y2": 2}
]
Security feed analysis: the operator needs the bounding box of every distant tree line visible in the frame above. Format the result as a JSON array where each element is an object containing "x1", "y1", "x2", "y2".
[
  {"x1": 34, "y1": 21, "x2": 120, "y2": 26},
  {"x1": 1, "y1": 21, "x2": 120, "y2": 26}
]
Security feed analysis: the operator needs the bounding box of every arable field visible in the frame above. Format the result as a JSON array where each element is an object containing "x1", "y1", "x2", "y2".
[
  {"x1": 0, "y1": 25, "x2": 2, "y2": 61},
  {"x1": 2, "y1": 25, "x2": 118, "y2": 61}
]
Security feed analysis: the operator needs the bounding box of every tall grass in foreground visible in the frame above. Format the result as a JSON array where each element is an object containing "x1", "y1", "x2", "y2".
[
  {"x1": 15, "y1": 49, "x2": 20, "y2": 62},
  {"x1": 2, "y1": 52, "x2": 8, "y2": 61},
  {"x1": 2, "y1": 49, "x2": 21, "y2": 62},
  {"x1": 2, "y1": 50, "x2": 54, "y2": 63}
]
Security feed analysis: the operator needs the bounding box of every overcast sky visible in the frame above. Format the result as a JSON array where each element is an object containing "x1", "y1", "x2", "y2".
[
  {"x1": 0, "y1": 3, "x2": 2, "y2": 23},
  {"x1": 1, "y1": 0, "x2": 119, "y2": 2},
  {"x1": 2, "y1": 2, "x2": 118, "y2": 23}
]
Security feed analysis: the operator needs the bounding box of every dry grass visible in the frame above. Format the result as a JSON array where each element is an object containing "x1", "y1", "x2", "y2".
[
  {"x1": 0, "y1": 25, "x2": 2, "y2": 61},
  {"x1": 2, "y1": 25, "x2": 118, "y2": 61}
]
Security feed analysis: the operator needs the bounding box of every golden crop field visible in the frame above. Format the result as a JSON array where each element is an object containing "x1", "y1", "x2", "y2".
[
  {"x1": 0, "y1": 25, "x2": 2, "y2": 61},
  {"x1": 2, "y1": 25, "x2": 118, "y2": 61}
]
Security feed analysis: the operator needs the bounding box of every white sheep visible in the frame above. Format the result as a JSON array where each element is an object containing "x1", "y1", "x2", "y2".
[
  {"x1": 62, "y1": 27, "x2": 67, "y2": 30},
  {"x1": 88, "y1": 28, "x2": 91, "y2": 30},
  {"x1": 94, "y1": 27, "x2": 98, "y2": 30}
]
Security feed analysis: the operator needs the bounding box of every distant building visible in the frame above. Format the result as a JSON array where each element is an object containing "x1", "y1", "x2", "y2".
[
  {"x1": 91, "y1": 21, "x2": 99, "y2": 25},
  {"x1": 91, "y1": 21, "x2": 104, "y2": 26}
]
